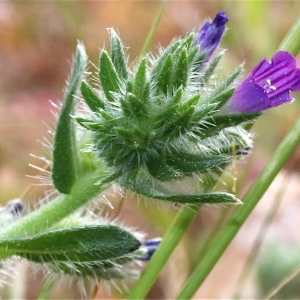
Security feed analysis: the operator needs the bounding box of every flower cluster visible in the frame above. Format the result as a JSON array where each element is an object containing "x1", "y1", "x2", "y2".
[
  {"x1": 199, "y1": 11, "x2": 300, "y2": 114},
  {"x1": 75, "y1": 10, "x2": 300, "y2": 207}
]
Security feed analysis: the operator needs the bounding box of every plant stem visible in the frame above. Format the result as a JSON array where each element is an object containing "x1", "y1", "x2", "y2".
[
  {"x1": 233, "y1": 174, "x2": 290, "y2": 299},
  {"x1": 126, "y1": 204, "x2": 201, "y2": 299},
  {"x1": 279, "y1": 17, "x2": 300, "y2": 55},
  {"x1": 0, "y1": 170, "x2": 112, "y2": 243},
  {"x1": 138, "y1": 0, "x2": 167, "y2": 60},
  {"x1": 176, "y1": 116, "x2": 300, "y2": 299}
]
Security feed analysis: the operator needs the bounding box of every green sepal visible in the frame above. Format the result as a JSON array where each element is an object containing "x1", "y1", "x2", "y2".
[
  {"x1": 209, "y1": 87, "x2": 236, "y2": 112},
  {"x1": 99, "y1": 50, "x2": 121, "y2": 102},
  {"x1": 200, "y1": 53, "x2": 223, "y2": 85},
  {"x1": 108, "y1": 28, "x2": 128, "y2": 80},
  {"x1": 191, "y1": 88, "x2": 236, "y2": 125},
  {"x1": 182, "y1": 94, "x2": 201, "y2": 110},
  {"x1": 76, "y1": 117, "x2": 102, "y2": 131},
  {"x1": 210, "y1": 65, "x2": 243, "y2": 99},
  {"x1": 2, "y1": 225, "x2": 141, "y2": 263},
  {"x1": 52, "y1": 44, "x2": 87, "y2": 194},
  {"x1": 80, "y1": 81, "x2": 105, "y2": 112},
  {"x1": 191, "y1": 51, "x2": 206, "y2": 74},
  {"x1": 167, "y1": 152, "x2": 230, "y2": 174},
  {"x1": 187, "y1": 46, "x2": 199, "y2": 65},
  {"x1": 199, "y1": 112, "x2": 260, "y2": 137}
]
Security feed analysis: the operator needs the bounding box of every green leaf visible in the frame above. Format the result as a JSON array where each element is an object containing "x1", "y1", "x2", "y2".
[
  {"x1": 109, "y1": 28, "x2": 128, "y2": 80},
  {"x1": 198, "y1": 112, "x2": 260, "y2": 137},
  {"x1": 209, "y1": 87, "x2": 236, "y2": 112},
  {"x1": 76, "y1": 117, "x2": 102, "y2": 131},
  {"x1": 182, "y1": 94, "x2": 201, "y2": 110},
  {"x1": 190, "y1": 51, "x2": 206, "y2": 74},
  {"x1": 162, "y1": 105, "x2": 195, "y2": 137},
  {"x1": 134, "y1": 57, "x2": 148, "y2": 100},
  {"x1": 174, "y1": 48, "x2": 189, "y2": 89},
  {"x1": 1, "y1": 225, "x2": 141, "y2": 263},
  {"x1": 157, "y1": 54, "x2": 173, "y2": 94},
  {"x1": 121, "y1": 170, "x2": 240, "y2": 205},
  {"x1": 210, "y1": 65, "x2": 243, "y2": 99},
  {"x1": 52, "y1": 44, "x2": 87, "y2": 194},
  {"x1": 200, "y1": 53, "x2": 223, "y2": 85},
  {"x1": 167, "y1": 152, "x2": 230, "y2": 174},
  {"x1": 147, "y1": 156, "x2": 180, "y2": 181},
  {"x1": 99, "y1": 50, "x2": 121, "y2": 102},
  {"x1": 80, "y1": 81, "x2": 105, "y2": 112},
  {"x1": 153, "y1": 88, "x2": 183, "y2": 130},
  {"x1": 151, "y1": 40, "x2": 180, "y2": 80},
  {"x1": 127, "y1": 93, "x2": 148, "y2": 117},
  {"x1": 158, "y1": 192, "x2": 240, "y2": 204}
]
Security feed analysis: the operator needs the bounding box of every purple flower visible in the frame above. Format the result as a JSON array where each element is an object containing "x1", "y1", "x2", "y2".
[
  {"x1": 137, "y1": 238, "x2": 162, "y2": 261},
  {"x1": 221, "y1": 51, "x2": 300, "y2": 114},
  {"x1": 197, "y1": 11, "x2": 229, "y2": 62}
]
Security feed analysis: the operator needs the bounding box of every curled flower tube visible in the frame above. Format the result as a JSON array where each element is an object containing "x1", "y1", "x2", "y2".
[
  {"x1": 197, "y1": 10, "x2": 229, "y2": 62},
  {"x1": 221, "y1": 51, "x2": 300, "y2": 114}
]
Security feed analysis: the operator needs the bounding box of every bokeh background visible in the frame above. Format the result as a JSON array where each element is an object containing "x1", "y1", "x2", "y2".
[{"x1": 1, "y1": 1, "x2": 300, "y2": 299}]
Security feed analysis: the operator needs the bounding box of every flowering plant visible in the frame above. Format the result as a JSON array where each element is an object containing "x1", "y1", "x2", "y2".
[{"x1": 1, "y1": 8, "x2": 300, "y2": 299}]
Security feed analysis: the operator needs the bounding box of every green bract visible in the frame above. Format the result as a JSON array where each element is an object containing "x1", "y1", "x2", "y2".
[{"x1": 77, "y1": 29, "x2": 257, "y2": 205}]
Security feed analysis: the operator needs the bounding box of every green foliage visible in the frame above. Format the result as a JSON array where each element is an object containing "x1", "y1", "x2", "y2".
[
  {"x1": 80, "y1": 81, "x2": 105, "y2": 112},
  {"x1": 52, "y1": 44, "x2": 87, "y2": 194},
  {"x1": 0, "y1": 225, "x2": 140, "y2": 263}
]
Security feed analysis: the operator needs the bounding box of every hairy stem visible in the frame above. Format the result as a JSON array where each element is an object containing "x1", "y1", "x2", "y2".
[{"x1": 0, "y1": 170, "x2": 113, "y2": 244}]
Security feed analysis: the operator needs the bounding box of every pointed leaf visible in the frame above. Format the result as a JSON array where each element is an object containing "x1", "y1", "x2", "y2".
[
  {"x1": 1, "y1": 225, "x2": 141, "y2": 263},
  {"x1": 151, "y1": 40, "x2": 181, "y2": 80},
  {"x1": 198, "y1": 112, "x2": 260, "y2": 137},
  {"x1": 80, "y1": 81, "x2": 105, "y2": 112},
  {"x1": 167, "y1": 152, "x2": 230, "y2": 173},
  {"x1": 147, "y1": 157, "x2": 180, "y2": 181},
  {"x1": 157, "y1": 54, "x2": 173, "y2": 94},
  {"x1": 134, "y1": 57, "x2": 148, "y2": 99},
  {"x1": 121, "y1": 170, "x2": 240, "y2": 205},
  {"x1": 128, "y1": 93, "x2": 148, "y2": 117},
  {"x1": 52, "y1": 44, "x2": 87, "y2": 194},
  {"x1": 201, "y1": 53, "x2": 223, "y2": 85},
  {"x1": 99, "y1": 50, "x2": 121, "y2": 102},
  {"x1": 109, "y1": 28, "x2": 128, "y2": 80},
  {"x1": 174, "y1": 48, "x2": 189, "y2": 89}
]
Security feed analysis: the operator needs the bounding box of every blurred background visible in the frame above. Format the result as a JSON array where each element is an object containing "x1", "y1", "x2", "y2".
[{"x1": 1, "y1": 1, "x2": 300, "y2": 299}]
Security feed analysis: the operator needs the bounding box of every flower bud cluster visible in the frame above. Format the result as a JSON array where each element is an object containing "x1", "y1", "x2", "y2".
[{"x1": 77, "y1": 24, "x2": 256, "y2": 205}]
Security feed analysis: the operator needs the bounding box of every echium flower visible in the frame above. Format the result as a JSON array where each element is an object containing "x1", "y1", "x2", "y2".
[
  {"x1": 197, "y1": 10, "x2": 228, "y2": 62},
  {"x1": 221, "y1": 51, "x2": 300, "y2": 114},
  {"x1": 136, "y1": 238, "x2": 162, "y2": 261}
]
